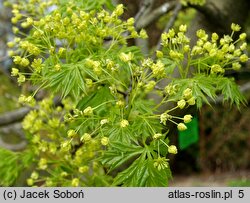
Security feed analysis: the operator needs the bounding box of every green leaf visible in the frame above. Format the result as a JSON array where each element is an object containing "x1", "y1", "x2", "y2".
[
  {"x1": 46, "y1": 64, "x2": 86, "y2": 99},
  {"x1": 107, "y1": 126, "x2": 137, "y2": 144},
  {"x1": 0, "y1": 148, "x2": 33, "y2": 186},
  {"x1": 102, "y1": 141, "x2": 144, "y2": 172},
  {"x1": 77, "y1": 85, "x2": 114, "y2": 111},
  {"x1": 149, "y1": 137, "x2": 170, "y2": 157},
  {"x1": 0, "y1": 148, "x2": 19, "y2": 186},
  {"x1": 112, "y1": 152, "x2": 172, "y2": 186},
  {"x1": 161, "y1": 58, "x2": 177, "y2": 75},
  {"x1": 217, "y1": 77, "x2": 247, "y2": 107},
  {"x1": 195, "y1": 75, "x2": 217, "y2": 101},
  {"x1": 112, "y1": 153, "x2": 148, "y2": 186},
  {"x1": 145, "y1": 159, "x2": 172, "y2": 187}
]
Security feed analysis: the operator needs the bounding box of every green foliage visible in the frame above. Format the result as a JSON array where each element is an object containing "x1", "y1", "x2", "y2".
[
  {"x1": 0, "y1": 148, "x2": 33, "y2": 186},
  {"x1": 112, "y1": 152, "x2": 172, "y2": 187},
  {"x1": 2, "y1": 0, "x2": 248, "y2": 186}
]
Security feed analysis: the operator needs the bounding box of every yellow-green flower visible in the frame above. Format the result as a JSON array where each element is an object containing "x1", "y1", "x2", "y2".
[
  {"x1": 11, "y1": 68, "x2": 19, "y2": 76},
  {"x1": 177, "y1": 99, "x2": 186, "y2": 109},
  {"x1": 71, "y1": 178, "x2": 79, "y2": 187},
  {"x1": 168, "y1": 145, "x2": 178, "y2": 154},
  {"x1": 101, "y1": 137, "x2": 109, "y2": 146},
  {"x1": 183, "y1": 114, "x2": 192, "y2": 123},
  {"x1": 177, "y1": 123, "x2": 187, "y2": 131},
  {"x1": 120, "y1": 119, "x2": 129, "y2": 128},
  {"x1": 83, "y1": 106, "x2": 93, "y2": 116},
  {"x1": 231, "y1": 23, "x2": 241, "y2": 32},
  {"x1": 81, "y1": 133, "x2": 91, "y2": 142}
]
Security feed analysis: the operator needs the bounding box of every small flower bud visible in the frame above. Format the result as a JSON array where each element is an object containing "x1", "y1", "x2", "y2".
[
  {"x1": 60, "y1": 172, "x2": 68, "y2": 177},
  {"x1": 120, "y1": 119, "x2": 129, "y2": 128},
  {"x1": 177, "y1": 123, "x2": 187, "y2": 131},
  {"x1": 187, "y1": 97, "x2": 196, "y2": 105},
  {"x1": 114, "y1": 4, "x2": 124, "y2": 16},
  {"x1": 145, "y1": 81, "x2": 156, "y2": 92},
  {"x1": 31, "y1": 171, "x2": 39, "y2": 180},
  {"x1": 20, "y1": 58, "x2": 30, "y2": 67},
  {"x1": 81, "y1": 133, "x2": 91, "y2": 142},
  {"x1": 183, "y1": 88, "x2": 192, "y2": 99},
  {"x1": 231, "y1": 23, "x2": 241, "y2": 32},
  {"x1": 153, "y1": 133, "x2": 163, "y2": 140},
  {"x1": 100, "y1": 119, "x2": 109, "y2": 125},
  {"x1": 79, "y1": 166, "x2": 89, "y2": 173},
  {"x1": 67, "y1": 129, "x2": 77, "y2": 138},
  {"x1": 139, "y1": 29, "x2": 148, "y2": 39},
  {"x1": 183, "y1": 114, "x2": 192, "y2": 123},
  {"x1": 38, "y1": 158, "x2": 47, "y2": 170},
  {"x1": 211, "y1": 33, "x2": 219, "y2": 42},
  {"x1": 156, "y1": 50, "x2": 163, "y2": 58},
  {"x1": 232, "y1": 62, "x2": 241, "y2": 70},
  {"x1": 127, "y1": 17, "x2": 135, "y2": 25},
  {"x1": 116, "y1": 100, "x2": 125, "y2": 107},
  {"x1": 17, "y1": 74, "x2": 26, "y2": 84},
  {"x1": 11, "y1": 68, "x2": 19, "y2": 76},
  {"x1": 7, "y1": 41, "x2": 15, "y2": 48},
  {"x1": 240, "y1": 54, "x2": 248, "y2": 62},
  {"x1": 177, "y1": 99, "x2": 186, "y2": 109},
  {"x1": 168, "y1": 145, "x2": 178, "y2": 154},
  {"x1": 240, "y1": 42, "x2": 247, "y2": 51},
  {"x1": 211, "y1": 64, "x2": 224, "y2": 74},
  {"x1": 71, "y1": 178, "x2": 79, "y2": 187},
  {"x1": 83, "y1": 106, "x2": 93, "y2": 116},
  {"x1": 239, "y1": 33, "x2": 247, "y2": 41},
  {"x1": 55, "y1": 64, "x2": 61, "y2": 71},
  {"x1": 179, "y1": 24, "x2": 187, "y2": 32},
  {"x1": 27, "y1": 178, "x2": 34, "y2": 186},
  {"x1": 101, "y1": 137, "x2": 109, "y2": 146},
  {"x1": 119, "y1": 52, "x2": 133, "y2": 62}
]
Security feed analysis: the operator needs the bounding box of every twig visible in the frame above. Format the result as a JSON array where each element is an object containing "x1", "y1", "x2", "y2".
[
  {"x1": 0, "y1": 55, "x2": 9, "y2": 63},
  {"x1": 155, "y1": 2, "x2": 182, "y2": 52},
  {"x1": 0, "y1": 96, "x2": 62, "y2": 126},
  {"x1": 0, "y1": 138, "x2": 27, "y2": 151},
  {"x1": 0, "y1": 123, "x2": 27, "y2": 151},
  {"x1": 134, "y1": 0, "x2": 154, "y2": 25},
  {"x1": 135, "y1": 1, "x2": 176, "y2": 30},
  {"x1": 0, "y1": 107, "x2": 31, "y2": 126},
  {"x1": 0, "y1": 122, "x2": 24, "y2": 136}
]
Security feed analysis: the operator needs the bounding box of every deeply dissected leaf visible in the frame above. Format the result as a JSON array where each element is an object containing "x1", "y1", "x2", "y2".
[
  {"x1": 217, "y1": 77, "x2": 247, "y2": 107},
  {"x1": 101, "y1": 141, "x2": 144, "y2": 171},
  {"x1": 161, "y1": 58, "x2": 177, "y2": 75},
  {"x1": 0, "y1": 149, "x2": 34, "y2": 186},
  {"x1": 145, "y1": 159, "x2": 172, "y2": 187},
  {"x1": 45, "y1": 64, "x2": 86, "y2": 99},
  {"x1": 112, "y1": 152, "x2": 172, "y2": 186},
  {"x1": 77, "y1": 85, "x2": 114, "y2": 111},
  {"x1": 0, "y1": 148, "x2": 19, "y2": 186}
]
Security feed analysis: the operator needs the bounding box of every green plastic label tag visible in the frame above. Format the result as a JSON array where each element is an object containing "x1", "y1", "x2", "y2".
[{"x1": 178, "y1": 116, "x2": 199, "y2": 150}]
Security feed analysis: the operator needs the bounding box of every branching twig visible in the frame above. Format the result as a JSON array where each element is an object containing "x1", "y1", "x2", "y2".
[
  {"x1": 0, "y1": 96, "x2": 62, "y2": 126},
  {"x1": 155, "y1": 3, "x2": 182, "y2": 52},
  {"x1": 135, "y1": 1, "x2": 176, "y2": 30},
  {"x1": 134, "y1": 0, "x2": 154, "y2": 24}
]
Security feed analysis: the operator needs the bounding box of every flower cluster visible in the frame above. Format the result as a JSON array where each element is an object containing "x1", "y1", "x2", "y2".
[{"x1": 160, "y1": 23, "x2": 248, "y2": 78}]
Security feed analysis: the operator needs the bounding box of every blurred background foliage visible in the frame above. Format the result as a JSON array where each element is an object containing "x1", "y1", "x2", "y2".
[{"x1": 0, "y1": 0, "x2": 250, "y2": 185}]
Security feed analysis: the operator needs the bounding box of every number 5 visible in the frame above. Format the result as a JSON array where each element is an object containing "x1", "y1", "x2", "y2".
[{"x1": 238, "y1": 190, "x2": 244, "y2": 198}]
